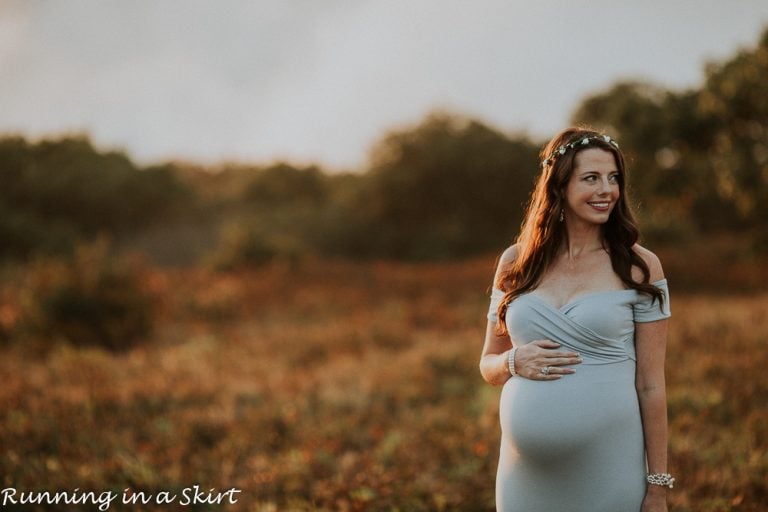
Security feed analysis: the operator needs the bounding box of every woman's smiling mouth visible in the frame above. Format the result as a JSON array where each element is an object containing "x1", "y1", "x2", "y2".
[{"x1": 587, "y1": 201, "x2": 611, "y2": 211}]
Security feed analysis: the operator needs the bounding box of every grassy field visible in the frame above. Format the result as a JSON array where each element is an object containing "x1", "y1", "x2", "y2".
[{"x1": 1, "y1": 255, "x2": 766, "y2": 511}]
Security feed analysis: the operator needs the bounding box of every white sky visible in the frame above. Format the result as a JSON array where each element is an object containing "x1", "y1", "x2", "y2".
[{"x1": 1, "y1": 0, "x2": 767, "y2": 171}]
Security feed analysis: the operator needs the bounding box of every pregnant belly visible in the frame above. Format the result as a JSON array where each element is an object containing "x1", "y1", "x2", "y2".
[{"x1": 499, "y1": 361, "x2": 640, "y2": 462}]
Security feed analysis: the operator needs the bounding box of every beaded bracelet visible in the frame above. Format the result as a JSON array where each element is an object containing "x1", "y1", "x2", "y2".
[
  {"x1": 646, "y1": 473, "x2": 675, "y2": 489},
  {"x1": 507, "y1": 347, "x2": 518, "y2": 377}
]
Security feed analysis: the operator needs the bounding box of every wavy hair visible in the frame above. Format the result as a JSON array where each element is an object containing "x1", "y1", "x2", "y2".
[{"x1": 495, "y1": 127, "x2": 664, "y2": 336}]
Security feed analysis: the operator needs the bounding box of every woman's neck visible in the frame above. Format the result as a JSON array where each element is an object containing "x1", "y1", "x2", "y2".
[{"x1": 562, "y1": 222, "x2": 605, "y2": 260}]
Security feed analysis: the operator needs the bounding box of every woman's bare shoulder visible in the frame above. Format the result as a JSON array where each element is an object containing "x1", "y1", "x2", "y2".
[
  {"x1": 631, "y1": 244, "x2": 665, "y2": 282},
  {"x1": 499, "y1": 244, "x2": 519, "y2": 266},
  {"x1": 492, "y1": 244, "x2": 518, "y2": 284}
]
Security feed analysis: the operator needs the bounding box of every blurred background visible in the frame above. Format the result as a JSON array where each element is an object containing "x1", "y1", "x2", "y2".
[{"x1": 1, "y1": 1, "x2": 767, "y2": 511}]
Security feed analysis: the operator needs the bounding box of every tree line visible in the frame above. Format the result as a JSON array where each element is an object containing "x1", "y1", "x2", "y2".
[{"x1": 2, "y1": 27, "x2": 766, "y2": 265}]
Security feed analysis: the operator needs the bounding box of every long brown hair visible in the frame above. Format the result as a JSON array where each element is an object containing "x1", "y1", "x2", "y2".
[{"x1": 495, "y1": 127, "x2": 664, "y2": 335}]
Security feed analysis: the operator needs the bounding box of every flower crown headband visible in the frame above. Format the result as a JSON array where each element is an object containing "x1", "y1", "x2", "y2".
[{"x1": 541, "y1": 134, "x2": 620, "y2": 168}]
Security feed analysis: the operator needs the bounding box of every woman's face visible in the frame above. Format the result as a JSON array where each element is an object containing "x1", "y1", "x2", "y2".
[{"x1": 562, "y1": 148, "x2": 620, "y2": 226}]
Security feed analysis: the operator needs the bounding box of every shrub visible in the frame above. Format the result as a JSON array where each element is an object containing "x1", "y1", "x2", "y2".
[
  {"x1": 206, "y1": 221, "x2": 302, "y2": 270},
  {"x1": 20, "y1": 238, "x2": 156, "y2": 352}
]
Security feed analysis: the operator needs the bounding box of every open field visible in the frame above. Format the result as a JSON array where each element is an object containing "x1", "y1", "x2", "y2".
[{"x1": 1, "y1": 256, "x2": 767, "y2": 511}]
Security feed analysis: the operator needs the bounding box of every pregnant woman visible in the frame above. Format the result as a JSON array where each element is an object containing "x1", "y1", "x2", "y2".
[{"x1": 479, "y1": 128, "x2": 674, "y2": 512}]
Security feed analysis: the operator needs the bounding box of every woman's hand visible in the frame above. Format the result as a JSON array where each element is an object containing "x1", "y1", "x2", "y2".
[
  {"x1": 513, "y1": 339, "x2": 582, "y2": 380},
  {"x1": 641, "y1": 488, "x2": 667, "y2": 512}
]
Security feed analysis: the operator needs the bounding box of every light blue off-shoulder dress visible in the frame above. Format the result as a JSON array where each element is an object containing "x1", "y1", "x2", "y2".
[{"x1": 487, "y1": 280, "x2": 671, "y2": 512}]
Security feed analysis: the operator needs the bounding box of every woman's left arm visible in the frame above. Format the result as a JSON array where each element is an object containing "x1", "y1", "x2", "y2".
[
  {"x1": 633, "y1": 246, "x2": 671, "y2": 511},
  {"x1": 636, "y1": 317, "x2": 670, "y2": 510}
]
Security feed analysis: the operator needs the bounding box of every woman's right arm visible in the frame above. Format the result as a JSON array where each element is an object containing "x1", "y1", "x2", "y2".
[
  {"x1": 479, "y1": 323, "x2": 515, "y2": 386},
  {"x1": 479, "y1": 246, "x2": 518, "y2": 385}
]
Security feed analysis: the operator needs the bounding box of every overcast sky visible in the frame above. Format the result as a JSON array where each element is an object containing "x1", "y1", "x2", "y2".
[{"x1": 1, "y1": 0, "x2": 767, "y2": 170}]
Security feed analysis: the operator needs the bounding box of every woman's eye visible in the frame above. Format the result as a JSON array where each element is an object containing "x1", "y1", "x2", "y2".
[{"x1": 609, "y1": 174, "x2": 620, "y2": 182}]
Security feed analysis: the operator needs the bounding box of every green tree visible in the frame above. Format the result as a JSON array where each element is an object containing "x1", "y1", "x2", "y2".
[
  {"x1": 242, "y1": 162, "x2": 328, "y2": 210},
  {"x1": 0, "y1": 135, "x2": 193, "y2": 260},
  {"x1": 207, "y1": 162, "x2": 333, "y2": 267},
  {"x1": 353, "y1": 112, "x2": 538, "y2": 259},
  {"x1": 699, "y1": 27, "x2": 768, "y2": 227}
]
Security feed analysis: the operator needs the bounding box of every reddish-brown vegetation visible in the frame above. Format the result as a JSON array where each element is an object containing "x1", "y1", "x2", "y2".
[{"x1": 1, "y1": 256, "x2": 766, "y2": 511}]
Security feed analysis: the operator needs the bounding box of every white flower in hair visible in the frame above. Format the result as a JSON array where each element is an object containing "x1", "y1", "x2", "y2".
[{"x1": 541, "y1": 133, "x2": 620, "y2": 167}]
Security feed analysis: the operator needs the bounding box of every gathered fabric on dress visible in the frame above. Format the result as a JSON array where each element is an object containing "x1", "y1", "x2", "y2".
[{"x1": 488, "y1": 280, "x2": 671, "y2": 512}]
